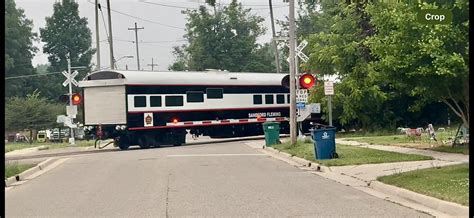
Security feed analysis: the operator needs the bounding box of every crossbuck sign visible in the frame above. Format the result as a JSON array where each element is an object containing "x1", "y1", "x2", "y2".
[
  {"x1": 286, "y1": 40, "x2": 309, "y2": 63},
  {"x1": 62, "y1": 70, "x2": 79, "y2": 87}
]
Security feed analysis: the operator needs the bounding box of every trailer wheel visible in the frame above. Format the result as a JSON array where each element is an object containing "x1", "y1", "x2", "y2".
[{"x1": 118, "y1": 136, "x2": 130, "y2": 150}]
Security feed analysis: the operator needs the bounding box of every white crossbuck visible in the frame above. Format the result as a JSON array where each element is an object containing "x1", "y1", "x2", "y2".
[
  {"x1": 286, "y1": 39, "x2": 309, "y2": 63},
  {"x1": 62, "y1": 70, "x2": 79, "y2": 87}
]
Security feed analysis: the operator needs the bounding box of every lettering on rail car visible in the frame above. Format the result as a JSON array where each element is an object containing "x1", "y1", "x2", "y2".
[{"x1": 248, "y1": 112, "x2": 282, "y2": 118}]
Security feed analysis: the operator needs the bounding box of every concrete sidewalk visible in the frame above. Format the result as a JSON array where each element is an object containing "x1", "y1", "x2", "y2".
[
  {"x1": 243, "y1": 139, "x2": 469, "y2": 217},
  {"x1": 336, "y1": 138, "x2": 469, "y2": 163}
]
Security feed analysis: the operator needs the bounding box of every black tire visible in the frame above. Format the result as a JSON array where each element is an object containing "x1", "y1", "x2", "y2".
[
  {"x1": 118, "y1": 137, "x2": 130, "y2": 150},
  {"x1": 331, "y1": 152, "x2": 339, "y2": 159}
]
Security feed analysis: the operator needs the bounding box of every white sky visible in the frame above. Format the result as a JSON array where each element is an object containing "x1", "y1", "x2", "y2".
[{"x1": 15, "y1": 0, "x2": 292, "y2": 71}]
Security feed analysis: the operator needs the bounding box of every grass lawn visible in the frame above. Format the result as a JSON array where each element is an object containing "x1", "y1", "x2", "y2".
[
  {"x1": 430, "y1": 145, "x2": 469, "y2": 155},
  {"x1": 5, "y1": 162, "x2": 36, "y2": 179},
  {"x1": 5, "y1": 140, "x2": 94, "y2": 153},
  {"x1": 342, "y1": 130, "x2": 469, "y2": 154},
  {"x1": 272, "y1": 141, "x2": 432, "y2": 166},
  {"x1": 378, "y1": 164, "x2": 469, "y2": 206}
]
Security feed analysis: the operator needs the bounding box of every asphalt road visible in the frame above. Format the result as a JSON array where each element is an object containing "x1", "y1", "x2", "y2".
[{"x1": 6, "y1": 140, "x2": 431, "y2": 217}]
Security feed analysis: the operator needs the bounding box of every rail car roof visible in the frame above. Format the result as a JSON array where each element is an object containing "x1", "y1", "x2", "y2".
[{"x1": 79, "y1": 70, "x2": 289, "y2": 87}]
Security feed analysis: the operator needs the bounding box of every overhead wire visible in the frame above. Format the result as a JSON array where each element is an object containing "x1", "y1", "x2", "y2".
[
  {"x1": 98, "y1": 2, "x2": 111, "y2": 45},
  {"x1": 5, "y1": 71, "x2": 63, "y2": 80},
  {"x1": 87, "y1": 0, "x2": 185, "y2": 30}
]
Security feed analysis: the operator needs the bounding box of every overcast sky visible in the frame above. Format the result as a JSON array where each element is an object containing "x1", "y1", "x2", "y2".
[{"x1": 15, "y1": 0, "x2": 292, "y2": 72}]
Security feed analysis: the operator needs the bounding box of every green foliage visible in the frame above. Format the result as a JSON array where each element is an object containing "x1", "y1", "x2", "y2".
[
  {"x1": 170, "y1": 0, "x2": 277, "y2": 72},
  {"x1": 5, "y1": 0, "x2": 38, "y2": 98},
  {"x1": 365, "y1": 0, "x2": 469, "y2": 128},
  {"x1": 5, "y1": 90, "x2": 65, "y2": 132},
  {"x1": 38, "y1": 0, "x2": 95, "y2": 100},
  {"x1": 303, "y1": 1, "x2": 468, "y2": 129}
]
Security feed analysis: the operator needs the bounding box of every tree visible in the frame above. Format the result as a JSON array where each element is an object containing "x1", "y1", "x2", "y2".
[
  {"x1": 5, "y1": 0, "x2": 38, "y2": 98},
  {"x1": 170, "y1": 0, "x2": 275, "y2": 72},
  {"x1": 5, "y1": 90, "x2": 65, "y2": 143},
  {"x1": 305, "y1": 2, "x2": 391, "y2": 130},
  {"x1": 39, "y1": 0, "x2": 95, "y2": 100},
  {"x1": 364, "y1": 0, "x2": 469, "y2": 128}
]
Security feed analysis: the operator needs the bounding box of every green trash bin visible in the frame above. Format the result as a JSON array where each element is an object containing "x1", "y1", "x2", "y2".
[{"x1": 263, "y1": 122, "x2": 281, "y2": 146}]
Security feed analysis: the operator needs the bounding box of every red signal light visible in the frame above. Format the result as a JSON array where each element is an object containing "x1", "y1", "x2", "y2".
[
  {"x1": 71, "y1": 93, "x2": 82, "y2": 105},
  {"x1": 299, "y1": 73, "x2": 316, "y2": 89}
]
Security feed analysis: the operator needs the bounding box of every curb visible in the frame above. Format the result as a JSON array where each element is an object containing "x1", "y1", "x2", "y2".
[
  {"x1": 264, "y1": 146, "x2": 331, "y2": 172},
  {"x1": 370, "y1": 181, "x2": 469, "y2": 217},
  {"x1": 258, "y1": 143, "x2": 468, "y2": 217},
  {"x1": 5, "y1": 157, "x2": 59, "y2": 187}
]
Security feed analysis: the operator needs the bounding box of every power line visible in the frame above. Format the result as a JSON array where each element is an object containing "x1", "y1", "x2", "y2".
[
  {"x1": 5, "y1": 71, "x2": 63, "y2": 80},
  {"x1": 87, "y1": 0, "x2": 185, "y2": 30},
  {"x1": 98, "y1": 3, "x2": 110, "y2": 45},
  {"x1": 140, "y1": 39, "x2": 187, "y2": 43},
  {"x1": 139, "y1": 1, "x2": 194, "y2": 9},
  {"x1": 141, "y1": 0, "x2": 288, "y2": 7}
]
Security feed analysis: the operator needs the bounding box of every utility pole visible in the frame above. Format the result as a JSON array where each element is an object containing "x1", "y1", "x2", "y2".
[
  {"x1": 147, "y1": 58, "x2": 158, "y2": 71},
  {"x1": 128, "y1": 22, "x2": 144, "y2": 70},
  {"x1": 106, "y1": 0, "x2": 115, "y2": 69},
  {"x1": 67, "y1": 54, "x2": 75, "y2": 145},
  {"x1": 269, "y1": 0, "x2": 281, "y2": 73},
  {"x1": 289, "y1": 0, "x2": 297, "y2": 144},
  {"x1": 95, "y1": 0, "x2": 100, "y2": 70}
]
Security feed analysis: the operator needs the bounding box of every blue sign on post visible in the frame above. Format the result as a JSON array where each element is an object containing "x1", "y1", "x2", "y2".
[{"x1": 296, "y1": 102, "x2": 306, "y2": 110}]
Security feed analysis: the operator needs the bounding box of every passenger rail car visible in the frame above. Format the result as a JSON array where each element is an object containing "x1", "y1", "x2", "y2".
[{"x1": 79, "y1": 70, "x2": 296, "y2": 150}]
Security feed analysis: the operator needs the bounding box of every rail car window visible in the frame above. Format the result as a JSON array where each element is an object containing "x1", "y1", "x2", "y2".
[
  {"x1": 134, "y1": 96, "x2": 146, "y2": 107},
  {"x1": 276, "y1": 94, "x2": 285, "y2": 104},
  {"x1": 150, "y1": 96, "x2": 162, "y2": 107},
  {"x1": 187, "y1": 92, "x2": 204, "y2": 103},
  {"x1": 265, "y1": 95, "x2": 274, "y2": 104},
  {"x1": 253, "y1": 95, "x2": 262, "y2": 104},
  {"x1": 165, "y1": 96, "x2": 184, "y2": 107},
  {"x1": 207, "y1": 88, "x2": 223, "y2": 99}
]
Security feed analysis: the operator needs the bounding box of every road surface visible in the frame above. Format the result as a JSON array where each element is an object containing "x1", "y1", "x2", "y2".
[{"x1": 6, "y1": 139, "x2": 431, "y2": 217}]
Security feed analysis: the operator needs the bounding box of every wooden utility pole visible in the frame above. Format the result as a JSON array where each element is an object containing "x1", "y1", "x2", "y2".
[
  {"x1": 289, "y1": 0, "x2": 297, "y2": 144},
  {"x1": 106, "y1": 0, "x2": 115, "y2": 69},
  {"x1": 128, "y1": 22, "x2": 144, "y2": 71},
  {"x1": 147, "y1": 58, "x2": 158, "y2": 71},
  {"x1": 95, "y1": 0, "x2": 100, "y2": 70},
  {"x1": 269, "y1": 0, "x2": 281, "y2": 73}
]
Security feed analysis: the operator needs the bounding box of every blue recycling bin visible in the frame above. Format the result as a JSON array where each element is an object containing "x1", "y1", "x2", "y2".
[{"x1": 311, "y1": 127, "x2": 337, "y2": 160}]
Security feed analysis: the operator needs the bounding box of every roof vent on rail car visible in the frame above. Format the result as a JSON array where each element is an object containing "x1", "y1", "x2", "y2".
[{"x1": 86, "y1": 71, "x2": 125, "y2": 80}]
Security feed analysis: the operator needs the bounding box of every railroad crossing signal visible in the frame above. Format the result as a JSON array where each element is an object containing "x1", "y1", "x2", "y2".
[
  {"x1": 62, "y1": 70, "x2": 79, "y2": 87},
  {"x1": 299, "y1": 73, "x2": 316, "y2": 89},
  {"x1": 286, "y1": 39, "x2": 309, "y2": 63},
  {"x1": 71, "y1": 93, "x2": 82, "y2": 105}
]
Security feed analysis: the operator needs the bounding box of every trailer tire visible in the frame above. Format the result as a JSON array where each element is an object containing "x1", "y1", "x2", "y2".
[{"x1": 118, "y1": 137, "x2": 130, "y2": 150}]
